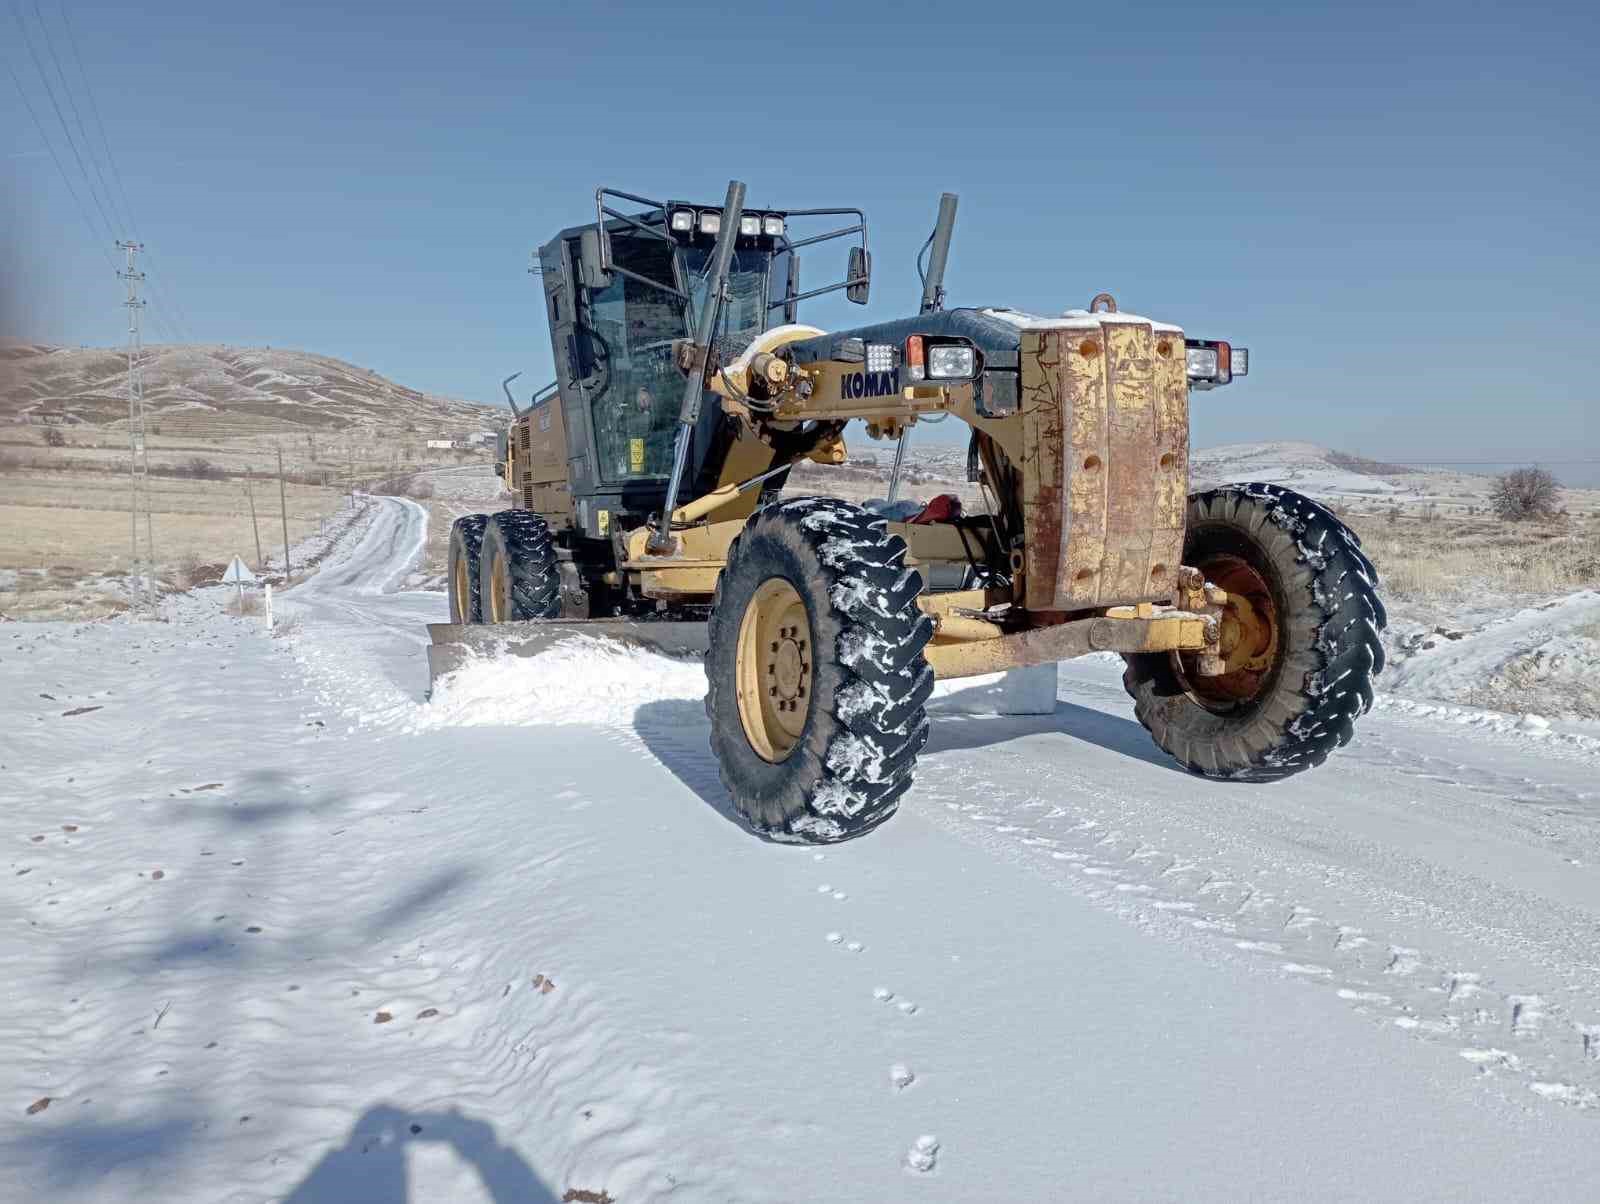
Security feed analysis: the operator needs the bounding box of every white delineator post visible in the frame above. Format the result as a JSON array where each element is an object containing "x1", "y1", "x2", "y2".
[{"x1": 264, "y1": 582, "x2": 273, "y2": 629}]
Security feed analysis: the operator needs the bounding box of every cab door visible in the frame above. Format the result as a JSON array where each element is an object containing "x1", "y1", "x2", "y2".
[{"x1": 575, "y1": 231, "x2": 689, "y2": 486}]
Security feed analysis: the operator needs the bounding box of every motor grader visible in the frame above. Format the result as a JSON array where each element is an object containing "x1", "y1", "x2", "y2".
[{"x1": 436, "y1": 181, "x2": 1386, "y2": 843}]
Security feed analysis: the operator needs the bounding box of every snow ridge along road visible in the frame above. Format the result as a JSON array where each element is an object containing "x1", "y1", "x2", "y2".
[{"x1": 5, "y1": 495, "x2": 1599, "y2": 1203}]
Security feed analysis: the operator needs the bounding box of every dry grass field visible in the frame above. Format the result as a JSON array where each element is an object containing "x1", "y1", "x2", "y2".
[
  {"x1": 0, "y1": 421, "x2": 439, "y2": 617},
  {"x1": 0, "y1": 469, "x2": 347, "y2": 619},
  {"x1": 1341, "y1": 508, "x2": 1599, "y2": 622}
]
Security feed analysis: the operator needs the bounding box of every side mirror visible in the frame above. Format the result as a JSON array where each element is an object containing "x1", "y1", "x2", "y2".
[
  {"x1": 578, "y1": 228, "x2": 611, "y2": 291},
  {"x1": 846, "y1": 246, "x2": 870, "y2": 305}
]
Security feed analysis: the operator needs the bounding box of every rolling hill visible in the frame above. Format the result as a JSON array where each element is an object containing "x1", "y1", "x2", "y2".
[{"x1": 0, "y1": 341, "x2": 505, "y2": 437}]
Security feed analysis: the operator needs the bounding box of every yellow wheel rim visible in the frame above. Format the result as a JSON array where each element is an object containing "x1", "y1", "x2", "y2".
[
  {"x1": 486, "y1": 548, "x2": 506, "y2": 623},
  {"x1": 735, "y1": 578, "x2": 813, "y2": 762},
  {"x1": 453, "y1": 552, "x2": 471, "y2": 622}
]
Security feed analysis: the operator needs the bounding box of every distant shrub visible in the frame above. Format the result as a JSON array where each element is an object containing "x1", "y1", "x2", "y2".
[
  {"x1": 43, "y1": 427, "x2": 67, "y2": 448},
  {"x1": 180, "y1": 456, "x2": 225, "y2": 480},
  {"x1": 173, "y1": 554, "x2": 203, "y2": 591},
  {"x1": 1491, "y1": 466, "x2": 1560, "y2": 521},
  {"x1": 372, "y1": 473, "x2": 433, "y2": 499}
]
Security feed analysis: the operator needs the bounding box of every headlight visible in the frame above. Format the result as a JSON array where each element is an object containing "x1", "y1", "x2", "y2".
[
  {"x1": 739, "y1": 215, "x2": 761, "y2": 237},
  {"x1": 698, "y1": 212, "x2": 721, "y2": 235},
  {"x1": 669, "y1": 209, "x2": 694, "y2": 232},
  {"x1": 1232, "y1": 347, "x2": 1248, "y2": 377},
  {"x1": 928, "y1": 345, "x2": 976, "y2": 379},
  {"x1": 762, "y1": 216, "x2": 785, "y2": 237},
  {"x1": 1185, "y1": 346, "x2": 1219, "y2": 380}
]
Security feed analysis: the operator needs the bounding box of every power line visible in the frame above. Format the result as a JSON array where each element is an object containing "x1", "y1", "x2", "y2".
[
  {"x1": 141, "y1": 252, "x2": 194, "y2": 344},
  {"x1": 4, "y1": 55, "x2": 117, "y2": 274},
  {"x1": 28, "y1": 0, "x2": 123, "y2": 240},
  {"x1": 15, "y1": 1, "x2": 196, "y2": 346},
  {"x1": 56, "y1": 0, "x2": 137, "y2": 236},
  {"x1": 10, "y1": 2, "x2": 120, "y2": 247}
]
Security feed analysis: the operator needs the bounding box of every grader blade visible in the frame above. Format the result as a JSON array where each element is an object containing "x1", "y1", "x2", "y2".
[{"x1": 425, "y1": 619, "x2": 709, "y2": 686}]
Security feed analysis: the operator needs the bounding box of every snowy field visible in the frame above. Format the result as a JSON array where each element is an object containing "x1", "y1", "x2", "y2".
[{"x1": 6, "y1": 497, "x2": 1600, "y2": 1202}]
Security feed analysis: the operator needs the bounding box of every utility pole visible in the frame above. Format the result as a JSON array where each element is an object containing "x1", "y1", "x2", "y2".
[
  {"x1": 117, "y1": 240, "x2": 152, "y2": 612},
  {"x1": 276, "y1": 444, "x2": 291, "y2": 584},
  {"x1": 244, "y1": 465, "x2": 263, "y2": 571}
]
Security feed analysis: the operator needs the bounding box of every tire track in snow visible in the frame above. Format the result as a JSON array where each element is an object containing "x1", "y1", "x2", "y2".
[{"x1": 917, "y1": 747, "x2": 1600, "y2": 1112}]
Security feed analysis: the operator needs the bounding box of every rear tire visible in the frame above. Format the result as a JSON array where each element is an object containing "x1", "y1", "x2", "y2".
[
  {"x1": 447, "y1": 514, "x2": 489, "y2": 623},
  {"x1": 479, "y1": 511, "x2": 560, "y2": 623},
  {"x1": 1123, "y1": 483, "x2": 1386, "y2": 780},
  {"x1": 705, "y1": 497, "x2": 934, "y2": 843}
]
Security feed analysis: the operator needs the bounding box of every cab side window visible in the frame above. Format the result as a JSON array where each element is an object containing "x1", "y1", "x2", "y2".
[{"x1": 581, "y1": 233, "x2": 685, "y2": 481}]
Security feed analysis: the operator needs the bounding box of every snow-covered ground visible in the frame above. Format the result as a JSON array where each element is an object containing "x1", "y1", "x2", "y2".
[
  {"x1": 6, "y1": 498, "x2": 1600, "y2": 1202},
  {"x1": 1384, "y1": 591, "x2": 1600, "y2": 727}
]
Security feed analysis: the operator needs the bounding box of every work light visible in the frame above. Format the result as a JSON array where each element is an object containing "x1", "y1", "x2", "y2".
[
  {"x1": 699, "y1": 212, "x2": 721, "y2": 235},
  {"x1": 928, "y1": 345, "x2": 976, "y2": 379},
  {"x1": 865, "y1": 343, "x2": 896, "y2": 373},
  {"x1": 1185, "y1": 339, "x2": 1243, "y2": 389},
  {"x1": 1185, "y1": 346, "x2": 1219, "y2": 381},
  {"x1": 739, "y1": 215, "x2": 761, "y2": 237},
  {"x1": 670, "y1": 209, "x2": 695, "y2": 232},
  {"x1": 762, "y1": 216, "x2": 785, "y2": 237}
]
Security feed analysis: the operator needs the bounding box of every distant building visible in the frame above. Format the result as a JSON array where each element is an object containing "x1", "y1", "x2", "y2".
[{"x1": 426, "y1": 439, "x2": 457, "y2": 450}]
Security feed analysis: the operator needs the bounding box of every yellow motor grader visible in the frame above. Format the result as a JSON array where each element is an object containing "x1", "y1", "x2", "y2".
[{"x1": 435, "y1": 181, "x2": 1386, "y2": 842}]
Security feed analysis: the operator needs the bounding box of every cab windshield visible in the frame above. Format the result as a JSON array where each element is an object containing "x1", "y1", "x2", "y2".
[{"x1": 585, "y1": 237, "x2": 771, "y2": 482}]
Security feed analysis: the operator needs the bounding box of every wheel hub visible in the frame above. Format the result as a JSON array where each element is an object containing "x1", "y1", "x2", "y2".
[
  {"x1": 772, "y1": 635, "x2": 806, "y2": 700},
  {"x1": 1179, "y1": 552, "x2": 1279, "y2": 707},
  {"x1": 736, "y1": 579, "x2": 812, "y2": 762}
]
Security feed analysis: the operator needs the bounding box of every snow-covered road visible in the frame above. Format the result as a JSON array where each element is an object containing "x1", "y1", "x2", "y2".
[{"x1": 5, "y1": 497, "x2": 1599, "y2": 1202}]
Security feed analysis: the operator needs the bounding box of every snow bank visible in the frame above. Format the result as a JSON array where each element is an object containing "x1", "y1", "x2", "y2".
[
  {"x1": 412, "y1": 639, "x2": 706, "y2": 731},
  {"x1": 1384, "y1": 589, "x2": 1600, "y2": 723}
]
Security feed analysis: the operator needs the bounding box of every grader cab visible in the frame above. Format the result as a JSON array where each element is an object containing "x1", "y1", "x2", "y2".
[{"x1": 438, "y1": 181, "x2": 1386, "y2": 843}]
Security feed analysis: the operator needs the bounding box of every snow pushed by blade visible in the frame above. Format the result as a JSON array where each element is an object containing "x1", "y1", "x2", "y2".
[{"x1": 414, "y1": 639, "x2": 706, "y2": 732}]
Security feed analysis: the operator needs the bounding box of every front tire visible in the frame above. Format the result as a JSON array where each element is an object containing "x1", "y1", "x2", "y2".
[
  {"x1": 447, "y1": 515, "x2": 489, "y2": 623},
  {"x1": 478, "y1": 511, "x2": 560, "y2": 623},
  {"x1": 706, "y1": 497, "x2": 934, "y2": 843},
  {"x1": 1123, "y1": 483, "x2": 1386, "y2": 780}
]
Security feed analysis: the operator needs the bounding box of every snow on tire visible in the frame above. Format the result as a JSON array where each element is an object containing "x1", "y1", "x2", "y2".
[
  {"x1": 1123, "y1": 483, "x2": 1387, "y2": 780},
  {"x1": 705, "y1": 497, "x2": 934, "y2": 842},
  {"x1": 447, "y1": 514, "x2": 489, "y2": 623},
  {"x1": 478, "y1": 510, "x2": 561, "y2": 622}
]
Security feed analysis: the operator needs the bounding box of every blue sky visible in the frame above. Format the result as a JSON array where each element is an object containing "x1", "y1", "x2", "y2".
[{"x1": 4, "y1": 0, "x2": 1596, "y2": 479}]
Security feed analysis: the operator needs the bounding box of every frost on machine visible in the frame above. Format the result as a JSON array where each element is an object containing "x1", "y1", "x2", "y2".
[{"x1": 433, "y1": 181, "x2": 1386, "y2": 842}]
